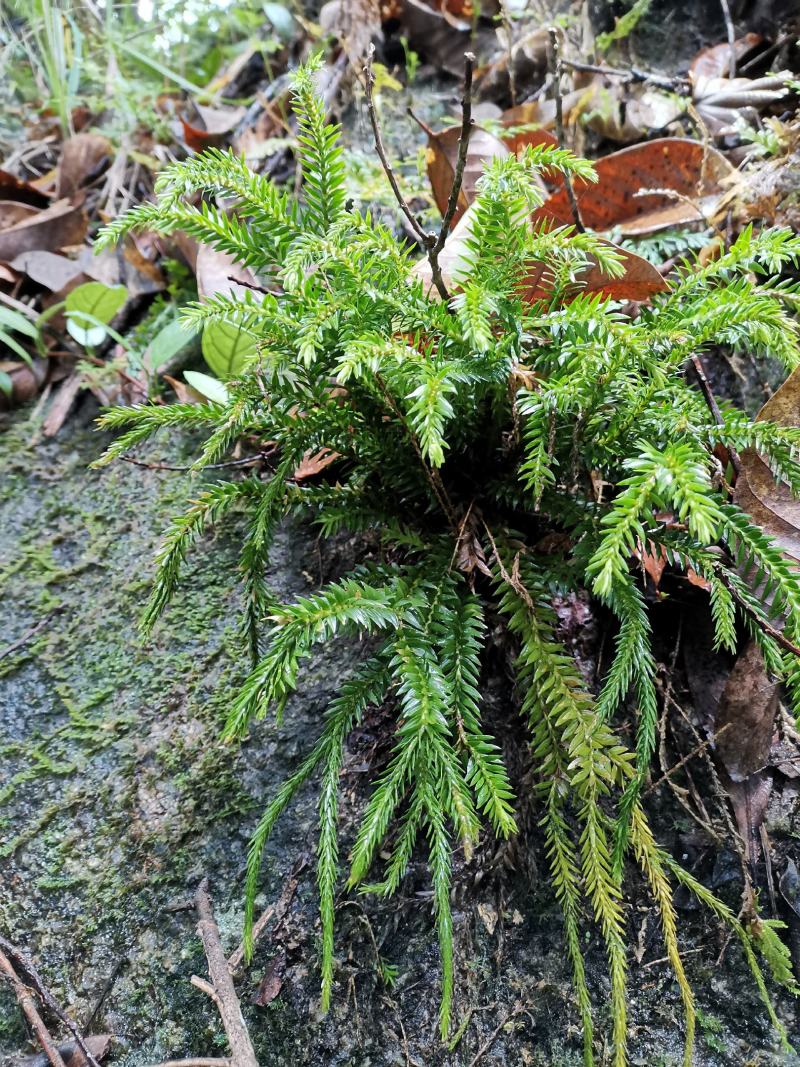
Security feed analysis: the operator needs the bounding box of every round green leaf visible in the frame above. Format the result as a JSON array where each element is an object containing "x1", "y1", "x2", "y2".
[
  {"x1": 202, "y1": 320, "x2": 258, "y2": 380},
  {"x1": 65, "y1": 281, "x2": 127, "y2": 327}
]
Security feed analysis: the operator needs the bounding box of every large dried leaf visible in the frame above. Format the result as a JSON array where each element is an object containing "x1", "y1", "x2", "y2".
[
  {"x1": 715, "y1": 639, "x2": 778, "y2": 782},
  {"x1": 0, "y1": 202, "x2": 40, "y2": 229},
  {"x1": 689, "y1": 32, "x2": 764, "y2": 80},
  {"x1": 56, "y1": 133, "x2": 113, "y2": 199},
  {"x1": 497, "y1": 103, "x2": 559, "y2": 156},
  {"x1": 473, "y1": 27, "x2": 549, "y2": 101},
  {"x1": 77, "y1": 242, "x2": 164, "y2": 300},
  {"x1": 319, "y1": 0, "x2": 382, "y2": 65},
  {"x1": 0, "y1": 357, "x2": 48, "y2": 410},
  {"x1": 734, "y1": 364, "x2": 800, "y2": 564},
  {"x1": 532, "y1": 138, "x2": 733, "y2": 236},
  {"x1": 195, "y1": 243, "x2": 258, "y2": 302},
  {"x1": 579, "y1": 80, "x2": 684, "y2": 143},
  {"x1": 398, "y1": 0, "x2": 495, "y2": 78},
  {"x1": 9, "y1": 250, "x2": 85, "y2": 291},
  {"x1": 412, "y1": 203, "x2": 667, "y2": 303},
  {"x1": 522, "y1": 240, "x2": 667, "y2": 303},
  {"x1": 425, "y1": 125, "x2": 509, "y2": 222},
  {"x1": 0, "y1": 169, "x2": 50, "y2": 209},
  {"x1": 180, "y1": 104, "x2": 245, "y2": 152},
  {"x1": 0, "y1": 199, "x2": 87, "y2": 259}
]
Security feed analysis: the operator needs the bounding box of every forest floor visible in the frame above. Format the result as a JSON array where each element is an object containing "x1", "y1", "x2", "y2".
[{"x1": 2, "y1": 0, "x2": 800, "y2": 1065}]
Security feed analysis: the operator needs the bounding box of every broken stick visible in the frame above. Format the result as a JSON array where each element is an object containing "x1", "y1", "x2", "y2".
[
  {"x1": 193, "y1": 879, "x2": 259, "y2": 1067},
  {"x1": 0, "y1": 947, "x2": 68, "y2": 1067}
]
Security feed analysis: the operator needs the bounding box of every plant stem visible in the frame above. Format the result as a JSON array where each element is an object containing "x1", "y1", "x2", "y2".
[
  {"x1": 432, "y1": 53, "x2": 475, "y2": 256},
  {"x1": 547, "y1": 28, "x2": 584, "y2": 233}
]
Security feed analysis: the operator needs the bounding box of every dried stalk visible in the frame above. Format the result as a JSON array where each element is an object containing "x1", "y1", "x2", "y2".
[
  {"x1": 547, "y1": 27, "x2": 584, "y2": 233},
  {"x1": 364, "y1": 47, "x2": 477, "y2": 303}
]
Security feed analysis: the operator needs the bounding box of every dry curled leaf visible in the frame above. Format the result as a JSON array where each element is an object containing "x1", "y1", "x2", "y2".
[
  {"x1": 0, "y1": 198, "x2": 87, "y2": 259},
  {"x1": 56, "y1": 133, "x2": 113, "y2": 199},
  {"x1": 425, "y1": 125, "x2": 509, "y2": 222},
  {"x1": 412, "y1": 204, "x2": 667, "y2": 303},
  {"x1": 734, "y1": 364, "x2": 800, "y2": 565},
  {"x1": 293, "y1": 447, "x2": 341, "y2": 481},
  {"x1": 532, "y1": 138, "x2": 733, "y2": 236}
]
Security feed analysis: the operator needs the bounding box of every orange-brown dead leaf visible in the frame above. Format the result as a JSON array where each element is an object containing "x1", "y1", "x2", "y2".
[
  {"x1": 294, "y1": 447, "x2": 341, "y2": 481},
  {"x1": 532, "y1": 138, "x2": 733, "y2": 236}
]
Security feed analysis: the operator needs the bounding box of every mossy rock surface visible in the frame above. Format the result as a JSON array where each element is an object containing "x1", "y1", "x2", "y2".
[{"x1": 1, "y1": 401, "x2": 798, "y2": 1067}]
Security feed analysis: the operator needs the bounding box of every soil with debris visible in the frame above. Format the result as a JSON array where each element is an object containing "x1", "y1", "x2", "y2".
[{"x1": 1, "y1": 388, "x2": 799, "y2": 1067}]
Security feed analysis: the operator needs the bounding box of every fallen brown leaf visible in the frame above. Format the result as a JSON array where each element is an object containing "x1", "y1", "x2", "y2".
[
  {"x1": 195, "y1": 243, "x2": 259, "y2": 303},
  {"x1": 413, "y1": 205, "x2": 667, "y2": 304},
  {"x1": 0, "y1": 198, "x2": 87, "y2": 259},
  {"x1": 293, "y1": 447, "x2": 341, "y2": 481},
  {"x1": 715, "y1": 639, "x2": 778, "y2": 783},
  {"x1": 63, "y1": 1034, "x2": 113, "y2": 1067},
  {"x1": 253, "y1": 948, "x2": 286, "y2": 1006},
  {"x1": 425, "y1": 125, "x2": 509, "y2": 222},
  {"x1": 56, "y1": 133, "x2": 113, "y2": 199},
  {"x1": 734, "y1": 364, "x2": 800, "y2": 565},
  {"x1": 0, "y1": 202, "x2": 41, "y2": 229},
  {"x1": 689, "y1": 32, "x2": 764, "y2": 80},
  {"x1": 522, "y1": 240, "x2": 668, "y2": 303},
  {"x1": 0, "y1": 169, "x2": 50, "y2": 208},
  {"x1": 532, "y1": 138, "x2": 733, "y2": 236},
  {"x1": 9, "y1": 250, "x2": 85, "y2": 291},
  {"x1": 0, "y1": 358, "x2": 49, "y2": 410}
]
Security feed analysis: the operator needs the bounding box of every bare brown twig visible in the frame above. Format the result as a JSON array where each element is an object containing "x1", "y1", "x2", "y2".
[
  {"x1": 0, "y1": 937, "x2": 102, "y2": 1067},
  {"x1": 432, "y1": 53, "x2": 475, "y2": 259},
  {"x1": 362, "y1": 46, "x2": 429, "y2": 249},
  {"x1": 547, "y1": 28, "x2": 584, "y2": 233},
  {"x1": 718, "y1": 0, "x2": 737, "y2": 80},
  {"x1": 690, "y1": 353, "x2": 741, "y2": 476},
  {"x1": 364, "y1": 46, "x2": 477, "y2": 303},
  {"x1": 560, "y1": 57, "x2": 689, "y2": 92},
  {"x1": 194, "y1": 879, "x2": 259, "y2": 1067},
  {"x1": 119, "y1": 452, "x2": 274, "y2": 473},
  {"x1": 0, "y1": 949, "x2": 67, "y2": 1067},
  {"x1": 714, "y1": 566, "x2": 800, "y2": 658}
]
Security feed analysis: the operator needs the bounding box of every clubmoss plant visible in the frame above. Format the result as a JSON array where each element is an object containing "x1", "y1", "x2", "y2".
[{"x1": 94, "y1": 58, "x2": 800, "y2": 1066}]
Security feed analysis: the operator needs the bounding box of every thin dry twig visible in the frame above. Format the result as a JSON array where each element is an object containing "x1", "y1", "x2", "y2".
[
  {"x1": 467, "y1": 1002, "x2": 532, "y2": 1067},
  {"x1": 431, "y1": 53, "x2": 475, "y2": 258},
  {"x1": 714, "y1": 566, "x2": 800, "y2": 658},
  {"x1": 194, "y1": 879, "x2": 259, "y2": 1067},
  {"x1": 0, "y1": 936, "x2": 102, "y2": 1067},
  {"x1": 0, "y1": 609, "x2": 59, "y2": 662},
  {"x1": 690, "y1": 353, "x2": 741, "y2": 475},
  {"x1": 0, "y1": 949, "x2": 68, "y2": 1067},
  {"x1": 150, "y1": 1060, "x2": 231, "y2": 1067},
  {"x1": 119, "y1": 452, "x2": 274, "y2": 473},
  {"x1": 718, "y1": 0, "x2": 737, "y2": 80},
  {"x1": 362, "y1": 46, "x2": 429, "y2": 249},
  {"x1": 547, "y1": 28, "x2": 583, "y2": 233},
  {"x1": 364, "y1": 46, "x2": 476, "y2": 303},
  {"x1": 561, "y1": 57, "x2": 689, "y2": 92}
]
